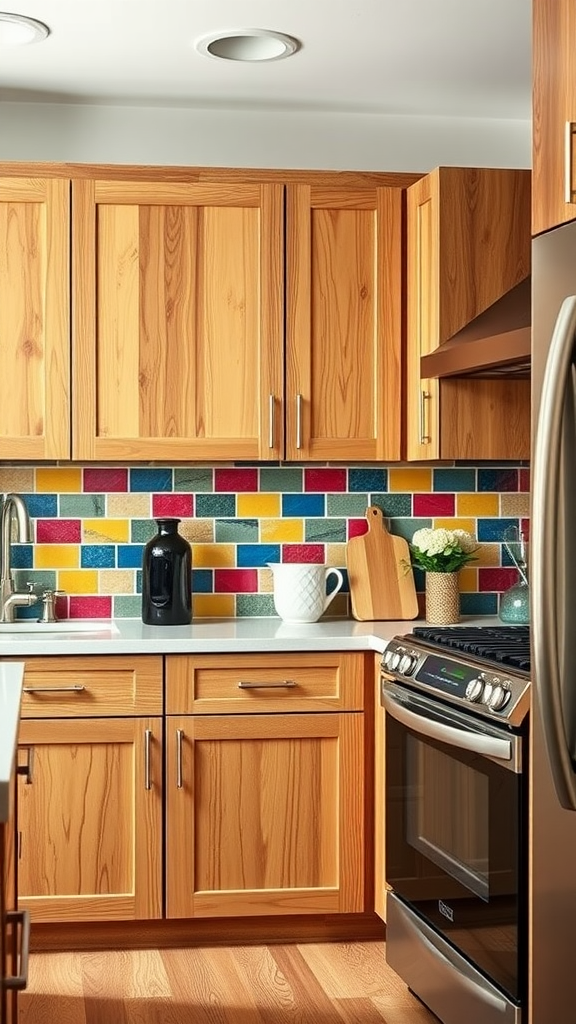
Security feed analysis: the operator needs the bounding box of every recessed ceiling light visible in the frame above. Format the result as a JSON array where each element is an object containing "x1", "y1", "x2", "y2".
[
  {"x1": 0, "y1": 12, "x2": 49, "y2": 47},
  {"x1": 195, "y1": 29, "x2": 300, "y2": 63}
]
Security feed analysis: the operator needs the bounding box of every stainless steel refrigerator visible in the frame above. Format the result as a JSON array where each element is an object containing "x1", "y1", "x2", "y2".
[{"x1": 531, "y1": 221, "x2": 576, "y2": 1023}]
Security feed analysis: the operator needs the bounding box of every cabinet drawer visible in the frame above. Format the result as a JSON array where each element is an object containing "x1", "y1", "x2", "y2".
[
  {"x1": 7, "y1": 656, "x2": 163, "y2": 718},
  {"x1": 165, "y1": 653, "x2": 365, "y2": 715}
]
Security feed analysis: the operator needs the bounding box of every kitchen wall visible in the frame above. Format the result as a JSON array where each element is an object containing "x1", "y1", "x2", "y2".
[{"x1": 1, "y1": 462, "x2": 529, "y2": 622}]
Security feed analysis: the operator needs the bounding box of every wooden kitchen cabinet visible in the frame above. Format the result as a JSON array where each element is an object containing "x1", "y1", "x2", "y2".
[
  {"x1": 533, "y1": 0, "x2": 576, "y2": 235},
  {"x1": 15, "y1": 656, "x2": 163, "y2": 924},
  {"x1": 405, "y1": 166, "x2": 531, "y2": 461},
  {"x1": 0, "y1": 176, "x2": 70, "y2": 460},
  {"x1": 164, "y1": 652, "x2": 367, "y2": 918}
]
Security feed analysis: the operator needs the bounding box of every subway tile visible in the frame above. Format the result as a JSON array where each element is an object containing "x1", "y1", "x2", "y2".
[
  {"x1": 11, "y1": 545, "x2": 33, "y2": 569},
  {"x1": 36, "y1": 467, "x2": 82, "y2": 492},
  {"x1": 193, "y1": 544, "x2": 235, "y2": 568},
  {"x1": 479, "y1": 567, "x2": 520, "y2": 592},
  {"x1": 83, "y1": 519, "x2": 130, "y2": 544},
  {"x1": 195, "y1": 494, "x2": 236, "y2": 518},
  {"x1": 237, "y1": 493, "x2": 280, "y2": 518},
  {"x1": 389, "y1": 467, "x2": 432, "y2": 492},
  {"x1": 305, "y1": 518, "x2": 347, "y2": 544},
  {"x1": 152, "y1": 493, "x2": 194, "y2": 518},
  {"x1": 327, "y1": 493, "x2": 369, "y2": 517},
  {"x1": 13, "y1": 569, "x2": 56, "y2": 593},
  {"x1": 259, "y1": 467, "x2": 303, "y2": 492},
  {"x1": 371, "y1": 494, "x2": 412, "y2": 517},
  {"x1": 214, "y1": 468, "x2": 258, "y2": 492},
  {"x1": 114, "y1": 595, "x2": 142, "y2": 618},
  {"x1": 457, "y1": 493, "x2": 499, "y2": 517},
  {"x1": 131, "y1": 519, "x2": 156, "y2": 543},
  {"x1": 478, "y1": 468, "x2": 518, "y2": 492},
  {"x1": 59, "y1": 569, "x2": 98, "y2": 594},
  {"x1": 260, "y1": 518, "x2": 303, "y2": 543},
  {"x1": 281, "y1": 544, "x2": 325, "y2": 563},
  {"x1": 459, "y1": 566, "x2": 478, "y2": 592},
  {"x1": 236, "y1": 594, "x2": 276, "y2": 617},
  {"x1": 25, "y1": 494, "x2": 58, "y2": 518},
  {"x1": 118, "y1": 545, "x2": 145, "y2": 569},
  {"x1": 304, "y1": 468, "x2": 346, "y2": 492},
  {"x1": 193, "y1": 594, "x2": 234, "y2": 618},
  {"x1": 36, "y1": 545, "x2": 79, "y2": 569},
  {"x1": 413, "y1": 494, "x2": 455, "y2": 517},
  {"x1": 81, "y1": 545, "x2": 115, "y2": 569},
  {"x1": 282, "y1": 493, "x2": 325, "y2": 517},
  {"x1": 460, "y1": 592, "x2": 498, "y2": 616},
  {"x1": 519, "y1": 468, "x2": 530, "y2": 492},
  {"x1": 215, "y1": 519, "x2": 258, "y2": 543},
  {"x1": 37, "y1": 519, "x2": 82, "y2": 544},
  {"x1": 388, "y1": 518, "x2": 432, "y2": 543},
  {"x1": 174, "y1": 468, "x2": 214, "y2": 492},
  {"x1": 259, "y1": 567, "x2": 274, "y2": 592},
  {"x1": 192, "y1": 569, "x2": 213, "y2": 594},
  {"x1": 181, "y1": 519, "x2": 214, "y2": 543},
  {"x1": 348, "y1": 468, "x2": 387, "y2": 492},
  {"x1": 130, "y1": 468, "x2": 172, "y2": 492},
  {"x1": 348, "y1": 519, "x2": 369, "y2": 539},
  {"x1": 98, "y1": 569, "x2": 134, "y2": 594},
  {"x1": 0, "y1": 468, "x2": 34, "y2": 492},
  {"x1": 60, "y1": 494, "x2": 106, "y2": 518},
  {"x1": 214, "y1": 569, "x2": 258, "y2": 593},
  {"x1": 84, "y1": 468, "x2": 128, "y2": 493},
  {"x1": 107, "y1": 493, "x2": 150, "y2": 517},
  {"x1": 433, "y1": 517, "x2": 476, "y2": 535},
  {"x1": 237, "y1": 544, "x2": 281, "y2": 567},
  {"x1": 433, "y1": 468, "x2": 476, "y2": 492},
  {"x1": 69, "y1": 595, "x2": 112, "y2": 619},
  {"x1": 500, "y1": 493, "x2": 530, "y2": 517},
  {"x1": 326, "y1": 543, "x2": 348, "y2": 568},
  {"x1": 477, "y1": 518, "x2": 519, "y2": 542}
]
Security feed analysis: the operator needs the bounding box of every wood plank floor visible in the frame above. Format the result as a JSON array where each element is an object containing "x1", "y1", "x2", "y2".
[{"x1": 19, "y1": 940, "x2": 439, "y2": 1023}]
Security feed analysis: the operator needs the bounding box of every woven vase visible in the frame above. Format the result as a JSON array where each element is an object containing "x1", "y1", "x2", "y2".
[{"x1": 425, "y1": 571, "x2": 461, "y2": 625}]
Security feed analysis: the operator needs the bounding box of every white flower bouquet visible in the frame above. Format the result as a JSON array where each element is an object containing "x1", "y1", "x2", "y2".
[{"x1": 409, "y1": 527, "x2": 478, "y2": 573}]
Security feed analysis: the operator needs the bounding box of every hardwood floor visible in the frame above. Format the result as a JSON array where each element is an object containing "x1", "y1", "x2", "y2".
[{"x1": 19, "y1": 940, "x2": 438, "y2": 1023}]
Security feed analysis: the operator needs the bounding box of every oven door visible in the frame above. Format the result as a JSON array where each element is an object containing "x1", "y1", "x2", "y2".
[{"x1": 382, "y1": 679, "x2": 527, "y2": 1003}]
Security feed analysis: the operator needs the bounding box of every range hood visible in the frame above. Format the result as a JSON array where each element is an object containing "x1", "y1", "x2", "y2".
[{"x1": 420, "y1": 277, "x2": 531, "y2": 379}]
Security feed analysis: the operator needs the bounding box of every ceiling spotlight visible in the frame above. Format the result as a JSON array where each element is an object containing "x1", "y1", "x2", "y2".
[
  {"x1": 0, "y1": 12, "x2": 50, "y2": 47},
  {"x1": 195, "y1": 29, "x2": 300, "y2": 63}
]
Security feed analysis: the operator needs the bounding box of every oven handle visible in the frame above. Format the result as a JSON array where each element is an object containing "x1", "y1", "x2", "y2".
[{"x1": 381, "y1": 688, "x2": 513, "y2": 763}]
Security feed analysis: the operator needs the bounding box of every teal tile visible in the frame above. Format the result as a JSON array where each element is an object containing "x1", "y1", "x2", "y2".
[
  {"x1": 114, "y1": 595, "x2": 142, "y2": 617},
  {"x1": 259, "y1": 467, "x2": 303, "y2": 492},
  {"x1": 131, "y1": 519, "x2": 156, "y2": 542},
  {"x1": 14, "y1": 569, "x2": 57, "y2": 592},
  {"x1": 236, "y1": 594, "x2": 276, "y2": 617},
  {"x1": 305, "y1": 518, "x2": 347, "y2": 543},
  {"x1": 196, "y1": 494, "x2": 236, "y2": 517},
  {"x1": 388, "y1": 517, "x2": 432, "y2": 542},
  {"x1": 215, "y1": 519, "x2": 259, "y2": 543},
  {"x1": 371, "y1": 494, "x2": 413, "y2": 517},
  {"x1": 433, "y1": 468, "x2": 476, "y2": 492},
  {"x1": 327, "y1": 493, "x2": 369, "y2": 516},
  {"x1": 174, "y1": 468, "x2": 214, "y2": 492},
  {"x1": 60, "y1": 494, "x2": 106, "y2": 517}
]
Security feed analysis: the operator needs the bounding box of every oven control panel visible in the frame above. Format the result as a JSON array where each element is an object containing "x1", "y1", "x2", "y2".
[{"x1": 381, "y1": 639, "x2": 530, "y2": 726}]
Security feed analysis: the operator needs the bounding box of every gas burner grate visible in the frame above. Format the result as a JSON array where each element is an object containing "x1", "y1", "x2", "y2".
[{"x1": 412, "y1": 625, "x2": 531, "y2": 673}]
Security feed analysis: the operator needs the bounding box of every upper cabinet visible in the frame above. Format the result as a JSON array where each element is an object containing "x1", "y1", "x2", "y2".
[
  {"x1": 533, "y1": 0, "x2": 576, "y2": 235},
  {"x1": 0, "y1": 177, "x2": 70, "y2": 460},
  {"x1": 405, "y1": 166, "x2": 532, "y2": 461}
]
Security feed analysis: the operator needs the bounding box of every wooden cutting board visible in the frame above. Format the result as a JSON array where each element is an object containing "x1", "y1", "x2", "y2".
[{"x1": 347, "y1": 505, "x2": 419, "y2": 621}]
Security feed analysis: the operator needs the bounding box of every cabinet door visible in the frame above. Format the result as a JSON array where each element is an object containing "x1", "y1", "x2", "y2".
[
  {"x1": 72, "y1": 179, "x2": 284, "y2": 461},
  {"x1": 285, "y1": 184, "x2": 403, "y2": 461},
  {"x1": 166, "y1": 711, "x2": 364, "y2": 918},
  {"x1": 0, "y1": 177, "x2": 70, "y2": 459},
  {"x1": 17, "y1": 717, "x2": 162, "y2": 923},
  {"x1": 533, "y1": 0, "x2": 576, "y2": 235}
]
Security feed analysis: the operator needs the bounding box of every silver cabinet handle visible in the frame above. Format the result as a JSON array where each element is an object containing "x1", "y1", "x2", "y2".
[
  {"x1": 144, "y1": 728, "x2": 152, "y2": 791},
  {"x1": 4, "y1": 910, "x2": 31, "y2": 991},
  {"x1": 176, "y1": 728, "x2": 184, "y2": 789},
  {"x1": 238, "y1": 680, "x2": 297, "y2": 689},
  {"x1": 16, "y1": 746, "x2": 34, "y2": 785},
  {"x1": 268, "y1": 394, "x2": 275, "y2": 449},
  {"x1": 23, "y1": 685, "x2": 85, "y2": 694},
  {"x1": 565, "y1": 121, "x2": 576, "y2": 204},
  {"x1": 296, "y1": 393, "x2": 303, "y2": 449},
  {"x1": 419, "y1": 389, "x2": 431, "y2": 444}
]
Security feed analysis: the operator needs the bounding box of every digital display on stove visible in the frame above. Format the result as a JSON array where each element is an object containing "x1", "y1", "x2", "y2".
[{"x1": 415, "y1": 654, "x2": 479, "y2": 697}]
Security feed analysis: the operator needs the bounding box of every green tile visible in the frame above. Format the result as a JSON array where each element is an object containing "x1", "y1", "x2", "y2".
[
  {"x1": 215, "y1": 519, "x2": 259, "y2": 543},
  {"x1": 14, "y1": 570, "x2": 56, "y2": 593},
  {"x1": 259, "y1": 467, "x2": 303, "y2": 492},
  {"x1": 131, "y1": 519, "x2": 157, "y2": 542},
  {"x1": 305, "y1": 518, "x2": 347, "y2": 543},
  {"x1": 174, "y1": 468, "x2": 214, "y2": 492},
  {"x1": 60, "y1": 494, "x2": 106, "y2": 517},
  {"x1": 371, "y1": 493, "x2": 413, "y2": 517},
  {"x1": 114, "y1": 595, "x2": 142, "y2": 618},
  {"x1": 236, "y1": 594, "x2": 276, "y2": 617},
  {"x1": 389, "y1": 517, "x2": 432, "y2": 542},
  {"x1": 327, "y1": 493, "x2": 369, "y2": 516}
]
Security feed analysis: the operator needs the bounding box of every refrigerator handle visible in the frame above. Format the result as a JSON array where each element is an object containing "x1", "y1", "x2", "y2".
[{"x1": 533, "y1": 294, "x2": 576, "y2": 810}]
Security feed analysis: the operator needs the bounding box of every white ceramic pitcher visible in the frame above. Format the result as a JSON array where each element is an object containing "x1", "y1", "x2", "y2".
[{"x1": 268, "y1": 562, "x2": 344, "y2": 623}]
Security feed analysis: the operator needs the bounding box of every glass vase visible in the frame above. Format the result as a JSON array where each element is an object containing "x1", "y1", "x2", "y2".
[{"x1": 425, "y1": 571, "x2": 460, "y2": 625}]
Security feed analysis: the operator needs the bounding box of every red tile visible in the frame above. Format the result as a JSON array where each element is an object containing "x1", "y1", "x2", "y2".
[
  {"x1": 69, "y1": 596, "x2": 113, "y2": 619},
  {"x1": 214, "y1": 469, "x2": 258, "y2": 492},
  {"x1": 282, "y1": 544, "x2": 325, "y2": 563},
  {"x1": 152, "y1": 494, "x2": 194, "y2": 518},
  {"x1": 214, "y1": 569, "x2": 258, "y2": 593},
  {"x1": 348, "y1": 519, "x2": 369, "y2": 539},
  {"x1": 304, "y1": 468, "x2": 346, "y2": 492},
  {"x1": 37, "y1": 519, "x2": 81, "y2": 543},
  {"x1": 520, "y1": 518, "x2": 530, "y2": 541},
  {"x1": 479, "y1": 567, "x2": 520, "y2": 592},
  {"x1": 413, "y1": 493, "x2": 455, "y2": 517},
  {"x1": 55, "y1": 594, "x2": 69, "y2": 620},
  {"x1": 84, "y1": 468, "x2": 128, "y2": 493},
  {"x1": 519, "y1": 468, "x2": 530, "y2": 492}
]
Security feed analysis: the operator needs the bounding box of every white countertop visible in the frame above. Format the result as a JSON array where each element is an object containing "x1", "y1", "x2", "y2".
[
  {"x1": 0, "y1": 661, "x2": 25, "y2": 822},
  {"x1": 0, "y1": 615, "x2": 503, "y2": 657}
]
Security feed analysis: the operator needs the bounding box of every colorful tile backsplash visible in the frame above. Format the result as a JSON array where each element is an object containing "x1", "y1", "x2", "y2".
[{"x1": 0, "y1": 464, "x2": 530, "y2": 621}]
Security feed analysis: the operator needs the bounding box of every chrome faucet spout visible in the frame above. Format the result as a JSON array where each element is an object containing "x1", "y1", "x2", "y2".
[{"x1": 0, "y1": 494, "x2": 36, "y2": 622}]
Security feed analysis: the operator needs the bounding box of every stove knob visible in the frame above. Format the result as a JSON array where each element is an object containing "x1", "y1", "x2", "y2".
[
  {"x1": 466, "y1": 676, "x2": 485, "y2": 702},
  {"x1": 488, "y1": 682, "x2": 511, "y2": 712},
  {"x1": 480, "y1": 680, "x2": 494, "y2": 705},
  {"x1": 382, "y1": 648, "x2": 394, "y2": 669},
  {"x1": 389, "y1": 648, "x2": 404, "y2": 671},
  {"x1": 399, "y1": 652, "x2": 417, "y2": 676}
]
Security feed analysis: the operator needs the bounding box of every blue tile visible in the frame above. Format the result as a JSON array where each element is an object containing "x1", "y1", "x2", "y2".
[
  {"x1": 237, "y1": 544, "x2": 281, "y2": 567},
  {"x1": 195, "y1": 494, "x2": 236, "y2": 518},
  {"x1": 349, "y1": 468, "x2": 388, "y2": 492},
  {"x1": 478, "y1": 468, "x2": 518, "y2": 492},
  {"x1": 192, "y1": 569, "x2": 213, "y2": 593},
  {"x1": 282, "y1": 493, "x2": 325, "y2": 517},
  {"x1": 25, "y1": 494, "x2": 58, "y2": 518},
  {"x1": 477, "y1": 518, "x2": 519, "y2": 542},
  {"x1": 81, "y1": 545, "x2": 115, "y2": 569},
  {"x1": 118, "y1": 544, "x2": 145, "y2": 568},
  {"x1": 11, "y1": 545, "x2": 33, "y2": 569},
  {"x1": 460, "y1": 593, "x2": 498, "y2": 616},
  {"x1": 433, "y1": 468, "x2": 476, "y2": 492},
  {"x1": 130, "y1": 468, "x2": 173, "y2": 492}
]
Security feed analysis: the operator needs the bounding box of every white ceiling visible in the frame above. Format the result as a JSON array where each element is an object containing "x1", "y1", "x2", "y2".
[{"x1": 0, "y1": 0, "x2": 531, "y2": 120}]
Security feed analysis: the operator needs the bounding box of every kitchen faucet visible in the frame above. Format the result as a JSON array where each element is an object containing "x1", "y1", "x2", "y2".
[{"x1": 0, "y1": 493, "x2": 38, "y2": 622}]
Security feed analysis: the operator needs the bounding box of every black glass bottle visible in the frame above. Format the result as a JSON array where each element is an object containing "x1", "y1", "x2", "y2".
[{"x1": 142, "y1": 518, "x2": 192, "y2": 626}]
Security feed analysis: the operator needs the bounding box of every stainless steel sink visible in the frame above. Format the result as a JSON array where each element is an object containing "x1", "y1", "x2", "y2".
[{"x1": 0, "y1": 620, "x2": 119, "y2": 636}]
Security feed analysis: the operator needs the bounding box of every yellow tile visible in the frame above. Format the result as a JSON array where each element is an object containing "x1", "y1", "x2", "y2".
[
  {"x1": 83, "y1": 519, "x2": 129, "y2": 544},
  {"x1": 459, "y1": 567, "x2": 478, "y2": 592},
  {"x1": 35, "y1": 545, "x2": 79, "y2": 569},
  {"x1": 260, "y1": 519, "x2": 303, "y2": 543},
  {"x1": 36, "y1": 467, "x2": 82, "y2": 492},
  {"x1": 192, "y1": 544, "x2": 235, "y2": 568},
  {"x1": 58, "y1": 570, "x2": 98, "y2": 594},
  {"x1": 193, "y1": 594, "x2": 235, "y2": 618},
  {"x1": 107, "y1": 494, "x2": 150, "y2": 517},
  {"x1": 237, "y1": 493, "x2": 281, "y2": 518},
  {"x1": 389, "y1": 468, "x2": 432, "y2": 492},
  {"x1": 181, "y1": 519, "x2": 214, "y2": 543},
  {"x1": 457, "y1": 493, "x2": 499, "y2": 517},
  {"x1": 433, "y1": 517, "x2": 476, "y2": 535},
  {"x1": 0, "y1": 468, "x2": 33, "y2": 492},
  {"x1": 326, "y1": 543, "x2": 347, "y2": 567},
  {"x1": 475, "y1": 543, "x2": 501, "y2": 567},
  {"x1": 500, "y1": 493, "x2": 530, "y2": 517},
  {"x1": 99, "y1": 570, "x2": 135, "y2": 594}
]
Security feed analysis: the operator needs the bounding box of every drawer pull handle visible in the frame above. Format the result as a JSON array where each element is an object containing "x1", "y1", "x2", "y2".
[
  {"x1": 176, "y1": 728, "x2": 184, "y2": 789},
  {"x1": 566, "y1": 121, "x2": 576, "y2": 204},
  {"x1": 4, "y1": 910, "x2": 31, "y2": 990},
  {"x1": 296, "y1": 393, "x2": 303, "y2": 449},
  {"x1": 269, "y1": 393, "x2": 275, "y2": 450},
  {"x1": 23, "y1": 684, "x2": 85, "y2": 694},
  {"x1": 16, "y1": 746, "x2": 34, "y2": 785},
  {"x1": 144, "y1": 728, "x2": 152, "y2": 791},
  {"x1": 419, "y1": 389, "x2": 431, "y2": 444},
  {"x1": 238, "y1": 680, "x2": 297, "y2": 689}
]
